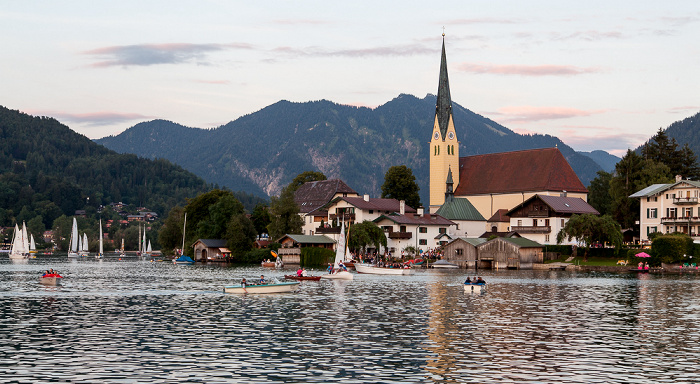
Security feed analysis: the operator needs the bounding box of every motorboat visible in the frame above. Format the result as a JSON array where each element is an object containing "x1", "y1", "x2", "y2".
[
  {"x1": 431, "y1": 259, "x2": 459, "y2": 269},
  {"x1": 174, "y1": 255, "x2": 195, "y2": 265},
  {"x1": 354, "y1": 263, "x2": 414, "y2": 275},
  {"x1": 223, "y1": 281, "x2": 299, "y2": 294},
  {"x1": 464, "y1": 283, "x2": 486, "y2": 292}
]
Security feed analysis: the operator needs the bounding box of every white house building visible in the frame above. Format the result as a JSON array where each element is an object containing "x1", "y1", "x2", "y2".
[{"x1": 373, "y1": 208, "x2": 457, "y2": 255}]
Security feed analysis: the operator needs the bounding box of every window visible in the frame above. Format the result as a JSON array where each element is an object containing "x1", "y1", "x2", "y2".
[
  {"x1": 419, "y1": 227, "x2": 427, "y2": 233},
  {"x1": 400, "y1": 226, "x2": 406, "y2": 232},
  {"x1": 545, "y1": 219, "x2": 550, "y2": 227},
  {"x1": 456, "y1": 249, "x2": 463, "y2": 256},
  {"x1": 685, "y1": 208, "x2": 693, "y2": 217},
  {"x1": 561, "y1": 219, "x2": 565, "y2": 227},
  {"x1": 369, "y1": 210, "x2": 374, "y2": 214},
  {"x1": 545, "y1": 235, "x2": 550, "y2": 242},
  {"x1": 517, "y1": 220, "x2": 522, "y2": 226},
  {"x1": 648, "y1": 208, "x2": 658, "y2": 219},
  {"x1": 533, "y1": 219, "x2": 538, "y2": 227},
  {"x1": 419, "y1": 239, "x2": 427, "y2": 245},
  {"x1": 668, "y1": 208, "x2": 677, "y2": 218},
  {"x1": 647, "y1": 226, "x2": 657, "y2": 235},
  {"x1": 439, "y1": 228, "x2": 446, "y2": 234}
]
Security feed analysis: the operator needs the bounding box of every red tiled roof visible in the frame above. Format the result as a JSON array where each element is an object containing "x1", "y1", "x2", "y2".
[
  {"x1": 507, "y1": 194, "x2": 599, "y2": 216},
  {"x1": 487, "y1": 209, "x2": 510, "y2": 223},
  {"x1": 294, "y1": 179, "x2": 357, "y2": 214},
  {"x1": 333, "y1": 196, "x2": 417, "y2": 213},
  {"x1": 454, "y1": 148, "x2": 587, "y2": 196}
]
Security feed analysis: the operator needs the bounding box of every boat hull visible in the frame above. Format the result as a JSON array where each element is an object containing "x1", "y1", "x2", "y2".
[
  {"x1": 464, "y1": 283, "x2": 485, "y2": 292},
  {"x1": 224, "y1": 282, "x2": 299, "y2": 294},
  {"x1": 39, "y1": 277, "x2": 62, "y2": 286},
  {"x1": 284, "y1": 275, "x2": 322, "y2": 281},
  {"x1": 354, "y1": 264, "x2": 414, "y2": 275},
  {"x1": 320, "y1": 271, "x2": 354, "y2": 280}
]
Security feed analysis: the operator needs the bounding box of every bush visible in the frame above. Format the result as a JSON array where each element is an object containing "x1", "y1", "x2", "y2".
[
  {"x1": 301, "y1": 247, "x2": 335, "y2": 267},
  {"x1": 651, "y1": 234, "x2": 693, "y2": 264},
  {"x1": 544, "y1": 245, "x2": 573, "y2": 256},
  {"x1": 238, "y1": 248, "x2": 273, "y2": 264},
  {"x1": 627, "y1": 249, "x2": 646, "y2": 259}
]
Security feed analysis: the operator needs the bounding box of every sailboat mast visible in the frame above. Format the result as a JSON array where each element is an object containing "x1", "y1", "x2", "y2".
[{"x1": 181, "y1": 213, "x2": 187, "y2": 255}]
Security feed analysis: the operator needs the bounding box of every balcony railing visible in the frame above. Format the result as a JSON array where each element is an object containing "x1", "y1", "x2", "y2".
[
  {"x1": 673, "y1": 197, "x2": 698, "y2": 204},
  {"x1": 511, "y1": 226, "x2": 551, "y2": 234},
  {"x1": 329, "y1": 213, "x2": 355, "y2": 221},
  {"x1": 527, "y1": 211, "x2": 549, "y2": 217},
  {"x1": 388, "y1": 232, "x2": 412, "y2": 239},
  {"x1": 661, "y1": 216, "x2": 700, "y2": 224},
  {"x1": 315, "y1": 226, "x2": 341, "y2": 234}
]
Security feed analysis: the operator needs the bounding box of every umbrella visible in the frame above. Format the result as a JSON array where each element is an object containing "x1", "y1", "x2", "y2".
[{"x1": 635, "y1": 252, "x2": 651, "y2": 258}]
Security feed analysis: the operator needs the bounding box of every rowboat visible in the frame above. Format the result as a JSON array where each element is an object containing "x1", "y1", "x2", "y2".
[
  {"x1": 320, "y1": 271, "x2": 354, "y2": 280},
  {"x1": 464, "y1": 283, "x2": 485, "y2": 292},
  {"x1": 223, "y1": 281, "x2": 299, "y2": 294},
  {"x1": 284, "y1": 275, "x2": 322, "y2": 281},
  {"x1": 354, "y1": 264, "x2": 414, "y2": 275},
  {"x1": 39, "y1": 274, "x2": 63, "y2": 286},
  {"x1": 261, "y1": 262, "x2": 277, "y2": 268}
]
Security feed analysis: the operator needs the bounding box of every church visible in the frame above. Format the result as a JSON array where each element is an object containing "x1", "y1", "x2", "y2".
[{"x1": 429, "y1": 35, "x2": 589, "y2": 221}]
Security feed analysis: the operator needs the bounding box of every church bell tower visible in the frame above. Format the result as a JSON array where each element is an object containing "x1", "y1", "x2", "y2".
[{"x1": 429, "y1": 34, "x2": 460, "y2": 212}]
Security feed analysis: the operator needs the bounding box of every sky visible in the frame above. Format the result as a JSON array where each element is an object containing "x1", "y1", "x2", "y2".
[{"x1": 2, "y1": 1, "x2": 699, "y2": 156}]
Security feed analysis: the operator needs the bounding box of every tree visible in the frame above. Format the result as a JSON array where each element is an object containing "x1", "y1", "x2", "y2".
[
  {"x1": 196, "y1": 193, "x2": 244, "y2": 239},
  {"x1": 287, "y1": 171, "x2": 327, "y2": 193},
  {"x1": 348, "y1": 221, "x2": 387, "y2": 254},
  {"x1": 158, "y1": 206, "x2": 185, "y2": 255},
  {"x1": 226, "y1": 213, "x2": 258, "y2": 257},
  {"x1": 381, "y1": 165, "x2": 421, "y2": 209},
  {"x1": 250, "y1": 203, "x2": 271, "y2": 235},
  {"x1": 267, "y1": 186, "x2": 304, "y2": 240},
  {"x1": 556, "y1": 214, "x2": 623, "y2": 262},
  {"x1": 587, "y1": 171, "x2": 612, "y2": 216}
]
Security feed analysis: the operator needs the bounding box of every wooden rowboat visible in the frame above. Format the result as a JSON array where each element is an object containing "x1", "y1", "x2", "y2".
[
  {"x1": 284, "y1": 275, "x2": 322, "y2": 281},
  {"x1": 223, "y1": 281, "x2": 299, "y2": 294}
]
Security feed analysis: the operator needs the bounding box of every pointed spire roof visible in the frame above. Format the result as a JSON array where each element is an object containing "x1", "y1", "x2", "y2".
[
  {"x1": 435, "y1": 35, "x2": 453, "y2": 140},
  {"x1": 446, "y1": 166, "x2": 453, "y2": 184}
]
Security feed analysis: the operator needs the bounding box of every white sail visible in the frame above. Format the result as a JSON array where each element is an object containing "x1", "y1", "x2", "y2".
[
  {"x1": 146, "y1": 240, "x2": 152, "y2": 254},
  {"x1": 71, "y1": 218, "x2": 79, "y2": 252},
  {"x1": 99, "y1": 219, "x2": 104, "y2": 256},
  {"x1": 334, "y1": 220, "x2": 346, "y2": 268},
  {"x1": 22, "y1": 222, "x2": 29, "y2": 255},
  {"x1": 142, "y1": 228, "x2": 147, "y2": 254},
  {"x1": 30, "y1": 234, "x2": 36, "y2": 252},
  {"x1": 9, "y1": 224, "x2": 25, "y2": 259},
  {"x1": 82, "y1": 233, "x2": 89, "y2": 253}
]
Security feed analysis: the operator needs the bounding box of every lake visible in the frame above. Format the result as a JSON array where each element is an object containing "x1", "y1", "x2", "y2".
[{"x1": 1, "y1": 256, "x2": 699, "y2": 383}]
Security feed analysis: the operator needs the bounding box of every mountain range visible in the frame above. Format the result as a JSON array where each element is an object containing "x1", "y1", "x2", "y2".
[{"x1": 97, "y1": 94, "x2": 616, "y2": 205}]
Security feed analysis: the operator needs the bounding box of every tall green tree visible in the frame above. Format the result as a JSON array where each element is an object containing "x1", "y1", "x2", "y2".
[
  {"x1": 381, "y1": 165, "x2": 421, "y2": 209},
  {"x1": 251, "y1": 203, "x2": 271, "y2": 235},
  {"x1": 158, "y1": 206, "x2": 185, "y2": 255},
  {"x1": 287, "y1": 171, "x2": 327, "y2": 193},
  {"x1": 556, "y1": 214, "x2": 623, "y2": 262},
  {"x1": 587, "y1": 171, "x2": 613, "y2": 216},
  {"x1": 267, "y1": 186, "x2": 304, "y2": 240},
  {"x1": 226, "y1": 213, "x2": 258, "y2": 257},
  {"x1": 348, "y1": 221, "x2": 387, "y2": 254}
]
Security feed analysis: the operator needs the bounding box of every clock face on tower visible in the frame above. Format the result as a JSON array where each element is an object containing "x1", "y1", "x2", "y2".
[
  {"x1": 434, "y1": 132, "x2": 439, "y2": 140},
  {"x1": 448, "y1": 132, "x2": 454, "y2": 140}
]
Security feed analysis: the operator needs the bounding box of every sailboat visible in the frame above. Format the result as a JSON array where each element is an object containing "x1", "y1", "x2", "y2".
[
  {"x1": 68, "y1": 218, "x2": 79, "y2": 258},
  {"x1": 321, "y1": 220, "x2": 353, "y2": 280},
  {"x1": 119, "y1": 238, "x2": 126, "y2": 258},
  {"x1": 79, "y1": 233, "x2": 89, "y2": 257},
  {"x1": 141, "y1": 225, "x2": 147, "y2": 257},
  {"x1": 95, "y1": 219, "x2": 104, "y2": 259},
  {"x1": 29, "y1": 234, "x2": 37, "y2": 254},
  {"x1": 146, "y1": 240, "x2": 152, "y2": 256},
  {"x1": 174, "y1": 213, "x2": 194, "y2": 265},
  {"x1": 9, "y1": 223, "x2": 29, "y2": 259}
]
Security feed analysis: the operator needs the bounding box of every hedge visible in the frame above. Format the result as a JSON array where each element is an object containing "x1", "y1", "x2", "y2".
[
  {"x1": 651, "y1": 234, "x2": 694, "y2": 264},
  {"x1": 300, "y1": 247, "x2": 335, "y2": 267}
]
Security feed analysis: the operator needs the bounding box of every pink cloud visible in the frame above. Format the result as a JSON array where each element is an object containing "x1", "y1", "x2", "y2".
[
  {"x1": 667, "y1": 106, "x2": 700, "y2": 114},
  {"x1": 490, "y1": 106, "x2": 606, "y2": 123},
  {"x1": 27, "y1": 110, "x2": 152, "y2": 126},
  {"x1": 271, "y1": 43, "x2": 432, "y2": 58},
  {"x1": 83, "y1": 43, "x2": 253, "y2": 68},
  {"x1": 457, "y1": 62, "x2": 600, "y2": 76}
]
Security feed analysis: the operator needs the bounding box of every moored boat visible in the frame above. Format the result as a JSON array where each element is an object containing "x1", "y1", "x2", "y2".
[
  {"x1": 320, "y1": 271, "x2": 354, "y2": 280},
  {"x1": 39, "y1": 273, "x2": 63, "y2": 286},
  {"x1": 284, "y1": 275, "x2": 322, "y2": 281},
  {"x1": 223, "y1": 281, "x2": 299, "y2": 294},
  {"x1": 354, "y1": 263, "x2": 414, "y2": 275},
  {"x1": 174, "y1": 255, "x2": 195, "y2": 265},
  {"x1": 431, "y1": 259, "x2": 459, "y2": 269}
]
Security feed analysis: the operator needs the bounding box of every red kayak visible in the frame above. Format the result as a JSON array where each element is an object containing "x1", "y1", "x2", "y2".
[{"x1": 284, "y1": 275, "x2": 321, "y2": 281}]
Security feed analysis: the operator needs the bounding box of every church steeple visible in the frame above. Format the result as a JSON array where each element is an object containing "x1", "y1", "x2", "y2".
[
  {"x1": 445, "y1": 166, "x2": 454, "y2": 202},
  {"x1": 435, "y1": 35, "x2": 453, "y2": 140}
]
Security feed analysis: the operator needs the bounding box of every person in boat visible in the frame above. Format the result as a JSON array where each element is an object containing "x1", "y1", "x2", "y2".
[
  {"x1": 638, "y1": 262, "x2": 643, "y2": 270},
  {"x1": 338, "y1": 261, "x2": 347, "y2": 272},
  {"x1": 302, "y1": 268, "x2": 308, "y2": 277},
  {"x1": 327, "y1": 263, "x2": 333, "y2": 274},
  {"x1": 297, "y1": 268, "x2": 303, "y2": 277},
  {"x1": 42, "y1": 270, "x2": 49, "y2": 277},
  {"x1": 476, "y1": 277, "x2": 485, "y2": 284},
  {"x1": 259, "y1": 275, "x2": 266, "y2": 284},
  {"x1": 465, "y1": 277, "x2": 472, "y2": 284},
  {"x1": 241, "y1": 278, "x2": 247, "y2": 288}
]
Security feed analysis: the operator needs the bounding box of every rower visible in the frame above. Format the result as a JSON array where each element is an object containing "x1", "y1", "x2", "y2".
[{"x1": 465, "y1": 277, "x2": 472, "y2": 284}]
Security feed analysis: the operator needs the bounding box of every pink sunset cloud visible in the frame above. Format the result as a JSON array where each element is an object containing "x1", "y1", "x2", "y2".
[
  {"x1": 490, "y1": 106, "x2": 605, "y2": 123},
  {"x1": 83, "y1": 43, "x2": 253, "y2": 68},
  {"x1": 557, "y1": 129, "x2": 649, "y2": 156},
  {"x1": 457, "y1": 62, "x2": 600, "y2": 76},
  {"x1": 271, "y1": 43, "x2": 432, "y2": 58},
  {"x1": 667, "y1": 105, "x2": 700, "y2": 114},
  {"x1": 28, "y1": 110, "x2": 152, "y2": 126}
]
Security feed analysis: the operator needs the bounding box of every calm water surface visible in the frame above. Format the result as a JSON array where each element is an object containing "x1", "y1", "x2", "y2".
[{"x1": 1, "y1": 256, "x2": 700, "y2": 383}]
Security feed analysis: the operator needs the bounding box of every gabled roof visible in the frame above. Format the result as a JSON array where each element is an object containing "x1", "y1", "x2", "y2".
[
  {"x1": 477, "y1": 236, "x2": 542, "y2": 248},
  {"x1": 479, "y1": 231, "x2": 521, "y2": 239},
  {"x1": 193, "y1": 239, "x2": 228, "y2": 248},
  {"x1": 506, "y1": 194, "x2": 599, "y2": 216},
  {"x1": 328, "y1": 196, "x2": 416, "y2": 213},
  {"x1": 278, "y1": 234, "x2": 336, "y2": 244},
  {"x1": 487, "y1": 209, "x2": 510, "y2": 223},
  {"x1": 373, "y1": 212, "x2": 455, "y2": 226},
  {"x1": 435, "y1": 197, "x2": 485, "y2": 221},
  {"x1": 629, "y1": 180, "x2": 700, "y2": 198},
  {"x1": 449, "y1": 237, "x2": 488, "y2": 247},
  {"x1": 294, "y1": 179, "x2": 357, "y2": 214},
  {"x1": 454, "y1": 148, "x2": 587, "y2": 196}
]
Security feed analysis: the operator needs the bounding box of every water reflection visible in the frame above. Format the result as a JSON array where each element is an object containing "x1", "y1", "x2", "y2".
[{"x1": 2, "y1": 257, "x2": 700, "y2": 382}]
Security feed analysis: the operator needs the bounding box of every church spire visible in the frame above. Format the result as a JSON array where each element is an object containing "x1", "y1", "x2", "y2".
[
  {"x1": 445, "y1": 166, "x2": 454, "y2": 202},
  {"x1": 435, "y1": 34, "x2": 453, "y2": 140}
]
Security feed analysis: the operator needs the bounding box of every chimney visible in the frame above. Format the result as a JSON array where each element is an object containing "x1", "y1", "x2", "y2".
[
  {"x1": 676, "y1": 175, "x2": 683, "y2": 182},
  {"x1": 417, "y1": 207, "x2": 424, "y2": 216},
  {"x1": 399, "y1": 200, "x2": 405, "y2": 215},
  {"x1": 363, "y1": 194, "x2": 370, "y2": 202}
]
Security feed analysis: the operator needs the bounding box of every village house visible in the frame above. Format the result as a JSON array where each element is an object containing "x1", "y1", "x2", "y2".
[
  {"x1": 630, "y1": 175, "x2": 700, "y2": 242},
  {"x1": 372, "y1": 207, "x2": 457, "y2": 255},
  {"x1": 506, "y1": 194, "x2": 599, "y2": 245},
  {"x1": 441, "y1": 237, "x2": 487, "y2": 268},
  {"x1": 294, "y1": 179, "x2": 359, "y2": 236}
]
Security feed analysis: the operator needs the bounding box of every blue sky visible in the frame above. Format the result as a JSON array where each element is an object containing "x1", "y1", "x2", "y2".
[{"x1": 2, "y1": 1, "x2": 699, "y2": 156}]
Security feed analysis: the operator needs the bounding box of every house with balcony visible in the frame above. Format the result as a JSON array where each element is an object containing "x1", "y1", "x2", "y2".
[
  {"x1": 294, "y1": 179, "x2": 359, "y2": 235},
  {"x1": 630, "y1": 175, "x2": 700, "y2": 242},
  {"x1": 372, "y1": 208, "x2": 457, "y2": 255},
  {"x1": 505, "y1": 194, "x2": 599, "y2": 245}
]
